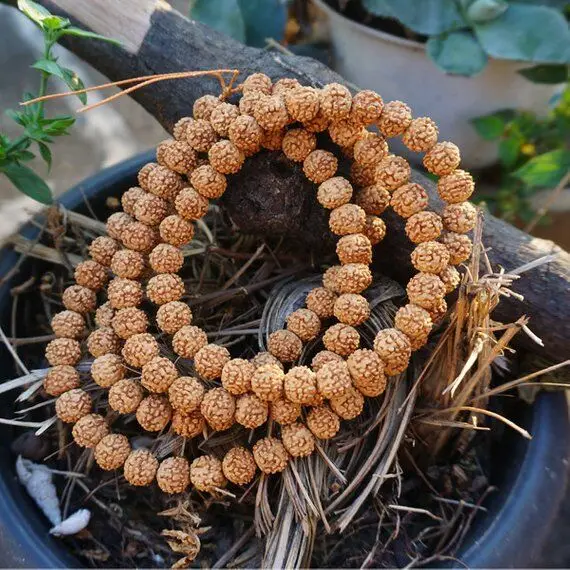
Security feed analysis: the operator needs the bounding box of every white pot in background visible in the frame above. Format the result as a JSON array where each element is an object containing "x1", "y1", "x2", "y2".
[{"x1": 313, "y1": 0, "x2": 561, "y2": 169}]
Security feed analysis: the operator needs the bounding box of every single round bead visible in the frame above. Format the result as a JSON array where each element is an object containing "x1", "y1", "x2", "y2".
[
  {"x1": 156, "y1": 139, "x2": 197, "y2": 175},
  {"x1": 350, "y1": 89, "x2": 384, "y2": 125},
  {"x1": 284, "y1": 366, "x2": 318, "y2": 404},
  {"x1": 169, "y1": 376, "x2": 204, "y2": 413},
  {"x1": 111, "y1": 307, "x2": 148, "y2": 339},
  {"x1": 194, "y1": 94, "x2": 222, "y2": 120},
  {"x1": 146, "y1": 165, "x2": 183, "y2": 201},
  {"x1": 251, "y1": 364, "x2": 284, "y2": 402},
  {"x1": 251, "y1": 351, "x2": 284, "y2": 371},
  {"x1": 175, "y1": 187, "x2": 209, "y2": 221},
  {"x1": 363, "y1": 215, "x2": 387, "y2": 246},
  {"x1": 200, "y1": 387, "x2": 235, "y2": 431},
  {"x1": 324, "y1": 265, "x2": 343, "y2": 294},
  {"x1": 391, "y1": 183, "x2": 429, "y2": 219},
  {"x1": 282, "y1": 128, "x2": 317, "y2": 162},
  {"x1": 190, "y1": 165, "x2": 227, "y2": 199},
  {"x1": 336, "y1": 234, "x2": 372, "y2": 265},
  {"x1": 171, "y1": 409, "x2": 205, "y2": 438},
  {"x1": 284, "y1": 86, "x2": 320, "y2": 123},
  {"x1": 95, "y1": 302, "x2": 114, "y2": 328},
  {"x1": 253, "y1": 95, "x2": 289, "y2": 132},
  {"x1": 323, "y1": 323, "x2": 360, "y2": 357},
  {"x1": 133, "y1": 193, "x2": 168, "y2": 226},
  {"x1": 110, "y1": 249, "x2": 145, "y2": 280},
  {"x1": 62, "y1": 285, "x2": 96, "y2": 314},
  {"x1": 221, "y1": 358, "x2": 255, "y2": 395},
  {"x1": 373, "y1": 328, "x2": 412, "y2": 376},
  {"x1": 311, "y1": 350, "x2": 343, "y2": 373},
  {"x1": 442, "y1": 202, "x2": 477, "y2": 234},
  {"x1": 121, "y1": 221, "x2": 159, "y2": 254},
  {"x1": 222, "y1": 447, "x2": 256, "y2": 485},
  {"x1": 159, "y1": 215, "x2": 195, "y2": 247},
  {"x1": 106, "y1": 212, "x2": 133, "y2": 241},
  {"x1": 347, "y1": 349, "x2": 386, "y2": 397},
  {"x1": 395, "y1": 304, "x2": 433, "y2": 343},
  {"x1": 407, "y1": 272, "x2": 446, "y2": 311},
  {"x1": 94, "y1": 434, "x2": 131, "y2": 471},
  {"x1": 411, "y1": 241, "x2": 451, "y2": 274},
  {"x1": 45, "y1": 338, "x2": 81, "y2": 366},
  {"x1": 235, "y1": 393, "x2": 268, "y2": 428},
  {"x1": 330, "y1": 386, "x2": 364, "y2": 420},
  {"x1": 137, "y1": 162, "x2": 157, "y2": 191},
  {"x1": 107, "y1": 278, "x2": 143, "y2": 309},
  {"x1": 268, "y1": 330, "x2": 303, "y2": 363},
  {"x1": 303, "y1": 150, "x2": 338, "y2": 184},
  {"x1": 375, "y1": 155, "x2": 411, "y2": 191},
  {"x1": 108, "y1": 379, "x2": 144, "y2": 414},
  {"x1": 334, "y1": 293, "x2": 370, "y2": 326},
  {"x1": 190, "y1": 455, "x2": 226, "y2": 492},
  {"x1": 156, "y1": 301, "x2": 192, "y2": 334},
  {"x1": 149, "y1": 244, "x2": 184, "y2": 275},
  {"x1": 440, "y1": 265, "x2": 461, "y2": 293},
  {"x1": 208, "y1": 140, "x2": 245, "y2": 175},
  {"x1": 350, "y1": 161, "x2": 376, "y2": 188},
  {"x1": 74, "y1": 260, "x2": 108, "y2": 291},
  {"x1": 252, "y1": 437, "x2": 289, "y2": 474},
  {"x1": 336, "y1": 263, "x2": 373, "y2": 294},
  {"x1": 317, "y1": 176, "x2": 353, "y2": 210},
  {"x1": 184, "y1": 118, "x2": 218, "y2": 152},
  {"x1": 157, "y1": 457, "x2": 190, "y2": 494},
  {"x1": 306, "y1": 287, "x2": 337, "y2": 319},
  {"x1": 438, "y1": 170, "x2": 475, "y2": 204},
  {"x1": 91, "y1": 353, "x2": 125, "y2": 387},
  {"x1": 122, "y1": 333, "x2": 159, "y2": 368},
  {"x1": 440, "y1": 232, "x2": 473, "y2": 265},
  {"x1": 242, "y1": 72, "x2": 273, "y2": 94},
  {"x1": 172, "y1": 325, "x2": 208, "y2": 359},
  {"x1": 355, "y1": 184, "x2": 390, "y2": 215},
  {"x1": 272, "y1": 77, "x2": 301, "y2": 95},
  {"x1": 353, "y1": 135, "x2": 389, "y2": 168},
  {"x1": 210, "y1": 102, "x2": 240, "y2": 137},
  {"x1": 282, "y1": 422, "x2": 315, "y2": 457},
  {"x1": 136, "y1": 394, "x2": 172, "y2": 432},
  {"x1": 286, "y1": 309, "x2": 320, "y2": 342},
  {"x1": 329, "y1": 119, "x2": 363, "y2": 147},
  {"x1": 316, "y1": 359, "x2": 352, "y2": 399},
  {"x1": 228, "y1": 114, "x2": 263, "y2": 154},
  {"x1": 377, "y1": 100, "x2": 412, "y2": 137},
  {"x1": 72, "y1": 414, "x2": 109, "y2": 448},
  {"x1": 406, "y1": 212, "x2": 443, "y2": 244},
  {"x1": 306, "y1": 405, "x2": 340, "y2": 440},
  {"x1": 270, "y1": 398, "x2": 301, "y2": 425},
  {"x1": 146, "y1": 273, "x2": 185, "y2": 305},
  {"x1": 329, "y1": 204, "x2": 366, "y2": 236},
  {"x1": 424, "y1": 142, "x2": 461, "y2": 176},
  {"x1": 320, "y1": 83, "x2": 352, "y2": 121},
  {"x1": 55, "y1": 388, "x2": 92, "y2": 423},
  {"x1": 121, "y1": 186, "x2": 145, "y2": 216},
  {"x1": 89, "y1": 236, "x2": 120, "y2": 267},
  {"x1": 44, "y1": 365, "x2": 80, "y2": 396},
  {"x1": 141, "y1": 356, "x2": 178, "y2": 393},
  {"x1": 123, "y1": 449, "x2": 158, "y2": 486},
  {"x1": 402, "y1": 117, "x2": 439, "y2": 152},
  {"x1": 239, "y1": 90, "x2": 266, "y2": 116},
  {"x1": 194, "y1": 344, "x2": 231, "y2": 380},
  {"x1": 51, "y1": 310, "x2": 85, "y2": 339}
]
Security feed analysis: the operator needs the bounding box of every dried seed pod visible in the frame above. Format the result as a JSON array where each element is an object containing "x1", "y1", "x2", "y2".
[
  {"x1": 239, "y1": 90, "x2": 266, "y2": 116},
  {"x1": 253, "y1": 437, "x2": 289, "y2": 474},
  {"x1": 284, "y1": 86, "x2": 320, "y2": 122},
  {"x1": 222, "y1": 447, "x2": 256, "y2": 485},
  {"x1": 304, "y1": 107, "x2": 330, "y2": 133},
  {"x1": 228, "y1": 114, "x2": 263, "y2": 154},
  {"x1": 173, "y1": 325, "x2": 208, "y2": 359},
  {"x1": 91, "y1": 353, "x2": 125, "y2": 387},
  {"x1": 190, "y1": 164, "x2": 227, "y2": 199},
  {"x1": 45, "y1": 338, "x2": 81, "y2": 366},
  {"x1": 270, "y1": 398, "x2": 300, "y2": 425},
  {"x1": 328, "y1": 119, "x2": 363, "y2": 147},
  {"x1": 373, "y1": 328, "x2": 412, "y2": 375},
  {"x1": 377, "y1": 100, "x2": 412, "y2": 137},
  {"x1": 106, "y1": 212, "x2": 133, "y2": 241},
  {"x1": 95, "y1": 302, "x2": 114, "y2": 328},
  {"x1": 440, "y1": 232, "x2": 472, "y2": 265},
  {"x1": 336, "y1": 233, "x2": 372, "y2": 265},
  {"x1": 336, "y1": 263, "x2": 373, "y2": 294},
  {"x1": 284, "y1": 366, "x2": 318, "y2": 404},
  {"x1": 323, "y1": 323, "x2": 360, "y2": 357},
  {"x1": 253, "y1": 95, "x2": 290, "y2": 131},
  {"x1": 44, "y1": 365, "x2": 80, "y2": 397},
  {"x1": 442, "y1": 202, "x2": 477, "y2": 234},
  {"x1": 159, "y1": 215, "x2": 195, "y2": 247},
  {"x1": 149, "y1": 244, "x2": 184, "y2": 275},
  {"x1": 303, "y1": 150, "x2": 338, "y2": 184},
  {"x1": 89, "y1": 236, "x2": 121, "y2": 267},
  {"x1": 74, "y1": 260, "x2": 108, "y2": 292},
  {"x1": 133, "y1": 193, "x2": 169, "y2": 226},
  {"x1": 108, "y1": 379, "x2": 144, "y2": 413},
  {"x1": 347, "y1": 349, "x2": 386, "y2": 397},
  {"x1": 72, "y1": 414, "x2": 109, "y2": 448},
  {"x1": 190, "y1": 455, "x2": 226, "y2": 492},
  {"x1": 242, "y1": 72, "x2": 272, "y2": 95},
  {"x1": 353, "y1": 135, "x2": 389, "y2": 168},
  {"x1": 251, "y1": 364, "x2": 285, "y2": 402},
  {"x1": 141, "y1": 356, "x2": 179, "y2": 393},
  {"x1": 406, "y1": 211, "x2": 443, "y2": 244},
  {"x1": 146, "y1": 273, "x2": 185, "y2": 306},
  {"x1": 235, "y1": 393, "x2": 268, "y2": 428},
  {"x1": 282, "y1": 422, "x2": 315, "y2": 457},
  {"x1": 108, "y1": 278, "x2": 143, "y2": 309},
  {"x1": 251, "y1": 351, "x2": 284, "y2": 371},
  {"x1": 173, "y1": 117, "x2": 192, "y2": 141},
  {"x1": 138, "y1": 162, "x2": 157, "y2": 191},
  {"x1": 407, "y1": 273, "x2": 446, "y2": 311},
  {"x1": 350, "y1": 161, "x2": 376, "y2": 188},
  {"x1": 185, "y1": 118, "x2": 218, "y2": 152},
  {"x1": 136, "y1": 394, "x2": 172, "y2": 432},
  {"x1": 110, "y1": 249, "x2": 145, "y2": 280},
  {"x1": 311, "y1": 350, "x2": 343, "y2": 373},
  {"x1": 402, "y1": 117, "x2": 439, "y2": 152},
  {"x1": 424, "y1": 141, "x2": 462, "y2": 176},
  {"x1": 316, "y1": 359, "x2": 352, "y2": 398},
  {"x1": 124, "y1": 449, "x2": 158, "y2": 486},
  {"x1": 122, "y1": 333, "x2": 160, "y2": 368},
  {"x1": 121, "y1": 187, "x2": 146, "y2": 217},
  {"x1": 375, "y1": 155, "x2": 411, "y2": 191},
  {"x1": 329, "y1": 204, "x2": 366, "y2": 236},
  {"x1": 194, "y1": 344, "x2": 231, "y2": 380},
  {"x1": 156, "y1": 139, "x2": 197, "y2": 174},
  {"x1": 268, "y1": 330, "x2": 303, "y2": 363},
  {"x1": 193, "y1": 94, "x2": 222, "y2": 120},
  {"x1": 306, "y1": 287, "x2": 337, "y2": 319},
  {"x1": 175, "y1": 187, "x2": 209, "y2": 222},
  {"x1": 110, "y1": 307, "x2": 148, "y2": 340},
  {"x1": 355, "y1": 184, "x2": 390, "y2": 216},
  {"x1": 94, "y1": 434, "x2": 131, "y2": 471},
  {"x1": 306, "y1": 405, "x2": 340, "y2": 440},
  {"x1": 395, "y1": 303, "x2": 433, "y2": 344},
  {"x1": 121, "y1": 221, "x2": 159, "y2": 254},
  {"x1": 208, "y1": 140, "x2": 245, "y2": 175},
  {"x1": 391, "y1": 183, "x2": 429, "y2": 219},
  {"x1": 286, "y1": 309, "x2": 321, "y2": 342},
  {"x1": 221, "y1": 358, "x2": 255, "y2": 395},
  {"x1": 438, "y1": 169, "x2": 475, "y2": 204},
  {"x1": 282, "y1": 128, "x2": 317, "y2": 162},
  {"x1": 146, "y1": 165, "x2": 183, "y2": 201},
  {"x1": 210, "y1": 102, "x2": 241, "y2": 137},
  {"x1": 157, "y1": 457, "x2": 190, "y2": 494},
  {"x1": 439, "y1": 265, "x2": 461, "y2": 293},
  {"x1": 51, "y1": 310, "x2": 85, "y2": 339},
  {"x1": 334, "y1": 293, "x2": 370, "y2": 326},
  {"x1": 62, "y1": 285, "x2": 96, "y2": 314},
  {"x1": 55, "y1": 388, "x2": 92, "y2": 423},
  {"x1": 350, "y1": 89, "x2": 384, "y2": 125},
  {"x1": 200, "y1": 387, "x2": 235, "y2": 431},
  {"x1": 156, "y1": 301, "x2": 192, "y2": 334},
  {"x1": 316, "y1": 176, "x2": 353, "y2": 210},
  {"x1": 411, "y1": 241, "x2": 450, "y2": 274},
  {"x1": 330, "y1": 386, "x2": 364, "y2": 419},
  {"x1": 87, "y1": 327, "x2": 122, "y2": 358},
  {"x1": 171, "y1": 409, "x2": 205, "y2": 438},
  {"x1": 169, "y1": 376, "x2": 204, "y2": 413},
  {"x1": 320, "y1": 83, "x2": 352, "y2": 121}
]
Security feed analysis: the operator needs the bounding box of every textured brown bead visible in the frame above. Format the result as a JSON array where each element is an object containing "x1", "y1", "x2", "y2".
[
  {"x1": 320, "y1": 83, "x2": 352, "y2": 121},
  {"x1": 156, "y1": 139, "x2": 197, "y2": 175},
  {"x1": 253, "y1": 95, "x2": 290, "y2": 132},
  {"x1": 311, "y1": 350, "x2": 343, "y2": 373},
  {"x1": 190, "y1": 455, "x2": 226, "y2": 492},
  {"x1": 260, "y1": 128, "x2": 285, "y2": 151},
  {"x1": 184, "y1": 118, "x2": 218, "y2": 152},
  {"x1": 108, "y1": 379, "x2": 144, "y2": 413},
  {"x1": 210, "y1": 102, "x2": 241, "y2": 137},
  {"x1": 121, "y1": 221, "x2": 159, "y2": 254},
  {"x1": 239, "y1": 90, "x2": 266, "y2": 116},
  {"x1": 137, "y1": 162, "x2": 157, "y2": 191},
  {"x1": 402, "y1": 117, "x2": 439, "y2": 152},
  {"x1": 336, "y1": 234, "x2": 372, "y2": 265},
  {"x1": 228, "y1": 114, "x2": 263, "y2": 154},
  {"x1": 157, "y1": 457, "x2": 190, "y2": 494},
  {"x1": 373, "y1": 328, "x2": 412, "y2": 376},
  {"x1": 193, "y1": 94, "x2": 222, "y2": 120},
  {"x1": 108, "y1": 278, "x2": 143, "y2": 309},
  {"x1": 200, "y1": 387, "x2": 235, "y2": 431},
  {"x1": 424, "y1": 142, "x2": 461, "y2": 176},
  {"x1": 375, "y1": 155, "x2": 411, "y2": 191},
  {"x1": 121, "y1": 187, "x2": 146, "y2": 217},
  {"x1": 141, "y1": 356, "x2": 178, "y2": 393},
  {"x1": 284, "y1": 366, "x2": 318, "y2": 404},
  {"x1": 146, "y1": 273, "x2": 185, "y2": 306},
  {"x1": 307, "y1": 405, "x2": 340, "y2": 440},
  {"x1": 72, "y1": 414, "x2": 109, "y2": 448},
  {"x1": 286, "y1": 309, "x2": 321, "y2": 342},
  {"x1": 303, "y1": 107, "x2": 330, "y2": 133},
  {"x1": 148, "y1": 244, "x2": 184, "y2": 275},
  {"x1": 347, "y1": 349, "x2": 386, "y2": 397},
  {"x1": 303, "y1": 150, "x2": 338, "y2": 184},
  {"x1": 110, "y1": 307, "x2": 148, "y2": 340},
  {"x1": 74, "y1": 260, "x2": 108, "y2": 292},
  {"x1": 355, "y1": 185, "x2": 390, "y2": 216},
  {"x1": 406, "y1": 211, "x2": 443, "y2": 244},
  {"x1": 173, "y1": 325, "x2": 208, "y2": 359},
  {"x1": 442, "y1": 202, "x2": 477, "y2": 234},
  {"x1": 94, "y1": 434, "x2": 130, "y2": 471},
  {"x1": 222, "y1": 447, "x2": 256, "y2": 485},
  {"x1": 363, "y1": 215, "x2": 387, "y2": 245},
  {"x1": 427, "y1": 297, "x2": 448, "y2": 325},
  {"x1": 334, "y1": 293, "x2": 370, "y2": 326},
  {"x1": 272, "y1": 77, "x2": 301, "y2": 95},
  {"x1": 282, "y1": 128, "x2": 317, "y2": 162},
  {"x1": 377, "y1": 101, "x2": 412, "y2": 137},
  {"x1": 91, "y1": 353, "x2": 124, "y2": 387},
  {"x1": 391, "y1": 183, "x2": 429, "y2": 219},
  {"x1": 439, "y1": 264, "x2": 461, "y2": 293},
  {"x1": 55, "y1": 388, "x2": 91, "y2": 423},
  {"x1": 251, "y1": 364, "x2": 284, "y2": 402},
  {"x1": 440, "y1": 232, "x2": 472, "y2": 265},
  {"x1": 208, "y1": 140, "x2": 245, "y2": 175},
  {"x1": 251, "y1": 351, "x2": 284, "y2": 371},
  {"x1": 136, "y1": 394, "x2": 172, "y2": 432},
  {"x1": 270, "y1": 398, "x2": 301, "y2": 425},
  {"x1": 62, "y1": 285, "x2": 96, "y2": 314},
  {"x1": 173, "y1": 117, "x2": 192, "y2": 141},
  {"x1": 329, "y1": 119, "x2": 363, "y2": 147},
  {"x1": 110, "y1": 249, "x2": 145, "y2": 280},
  {"x1": 395, "y1": 303, "x2": 433, "y2": 343},
  {"x1": 175, "y1": 187, "x2": 209, "y2": 222},
  {"x1": 411, "y1": 241, "x2": 450, "y2": 274},
  {"x1": 190, "y1": 164, "x2": 227, "y2": 199},
  {"x1": 284, "y1": 86, "x2": 320, "y2": 122},
  {"x1": 323, "y1": 266, "x2": 343, "y2": 294},
  {"x1": 194, "y1": 344, "x2": 230, "y2": 380},
  {"x1": 95, "y1": 302, "x2": 114, "y2": 328},
  {"x1": 253, "y1": 437, "x2": 289, "y2": 474},
  {"x1": 221, "y1": 358, "x2": 255, "y2": 395},
  {"x1": 353, "y1": 134, "x2": 389, "y2": 168},
  {"x1": 133, "y1": 193, "x2": 168, "y2": 226},
  {"x1": 156, "y1": 301, "x2": 192, "y2": 334},
  {"x1": 44, "y1": 365, "x2": 80, "y2": 396},
  {"x1": 159, "y1": 215, "x2": 195, "y2": 247},
  {"x1": 329, "y1": 204, "x2": 366, "y2": 236},
  {"x1": 106, "y1": 212, "x2": 133, "y2": 241},
  {"x1": 45, "y1": 338, "x2": 81, "y2": 366},
  {"x1": 330, "y1": 386, "x2": 364, "y2": 420},
  {"x1": 51, "y1": 310, "x2": 84, "y2": 339},
  {"x1": 268, "y1": 330, "x2": 303, "y2": 363},
  {"x1": 124, "y1": 449, "x2": 158, "y2": 486},
  {"x1": 317, "y1": 176, "x2": 353, "y2": 209},
  {"x1": 282, "y1": 422, "x2": 315, "y2": 457},
  {"x1": 122, "y1": 333, "x2": 159, "y2": 368},
  {"x1": 169, "y1": 376, "x2": 204, "y2": 413},
  {"x1": 350, "y1": 161, "x2": 376, "y2": 188},
  {"x1": 316, "y1": 359, "x2": 352, "y2": 398},
  {"x1": 336, "y1": 263, "x2": 373, "y2": 294},
  {"x1": 146, "y1": 165, "x2": 183, "y2": 201},
  {"x1": 171, "y1": 409, "x2": 205, "y2": 438},
  {"x1": 438, "y1": 169, "x2": 475, "y2": 204},
  {"x1": 235, "y1": 393, "x2": 268, "y2": 428},
  {"x1": 89, "y1": 236, "x2": 120, "y2": 267},
  {"x1": 350, "y1": 89, "x2": 384, "y2": 125},
  {"x1": 306, "y1": 287, "x2": 337, "y2": 319},
  {"x1": 407, "y1": 273, "x2": 446, "y2": 311},
  {"x1": 242, "y1": 72, "x2": 272, "y2": 95},
  {"x1": 323, "y1": 323, "x2": 360, "y2": 356}
]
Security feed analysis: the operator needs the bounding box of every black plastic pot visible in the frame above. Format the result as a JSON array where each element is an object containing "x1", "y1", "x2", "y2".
[{"x1": 0, "y1": 153, "x2": 568, "y2": 568}]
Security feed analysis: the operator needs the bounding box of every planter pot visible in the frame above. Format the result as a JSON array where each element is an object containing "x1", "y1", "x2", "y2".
[
  {"x1": 313, "y1": 0, "x2": 561, "y2": 169},
  {"x1": 0, "y1": 153, "x2": 568, "y2": 568}
]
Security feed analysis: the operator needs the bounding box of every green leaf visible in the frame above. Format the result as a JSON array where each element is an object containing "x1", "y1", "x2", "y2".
[
  {"x1": 518, "y1": 64, "x2": 569, "y2": 84},
  {"x1": 189, "y1": 0, "x2": 246, "y2": 43},
  {"x1": 238, "y1": 0, "x2": 287, "y2": 47},
  {"x1": 31, "y1": 60, "x2": 87, "y2": 104},
  {"x1": 471, "y1": 114, "x2": 507, "y2": 140},
  {"x1": 427, "y1": 31, "x2": 488, "y2": 76},
  {"x1": 38, "y1": 142, "x2": 52, "y2": 171},
  {"x1": 5, "y1": 109, "x2": 27, "y2": 127},
  {"x1": 17, "y1": 0, "x2": 51, "y2": 26},
  {"x1": 39, "y1": 116, "x2": 75, "y2": 136},
  {"x1": 467, "y1": 0, "x2": 509, "y2": 23},
  {"x1": 60, "y1": 27, "x2": 122, "y2": 46},
  {"x1": 499, "y1": 137, "x2": 520, "y2": 168},
  {"x1": 361, "y1": 0, "x2": 394, "y2": 18},
  {"x1": 42, "y1": 15, "x2": 70, "y2": 30},
  {"x1": 512, "y1": 0, "x2": 570, "y2": 10},
  {"x1": 474, "y1": 4, "x2": 570, "y2": 63},
  {"x1": 513, "y1": 149, "x2": 570, "y2": 187},
  {"x1": 1, "y1": 162, "x2": 53, "y2": 204}
]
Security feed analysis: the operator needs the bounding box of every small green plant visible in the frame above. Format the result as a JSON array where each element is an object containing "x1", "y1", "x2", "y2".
[
  {"x1": 471, "y1": 84, "x2": 570, "y2": 222},
  {"x1": 0, "y1": 0, "x2": 119, "y2": 204},
  {"x1": 355, "y1": 0, "x2": 570, "y2": 79}
]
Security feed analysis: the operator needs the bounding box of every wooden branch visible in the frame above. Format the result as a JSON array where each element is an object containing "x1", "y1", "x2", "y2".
[{"x1": 31, "y1": 0, "x2": 570, "y2": 361}]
